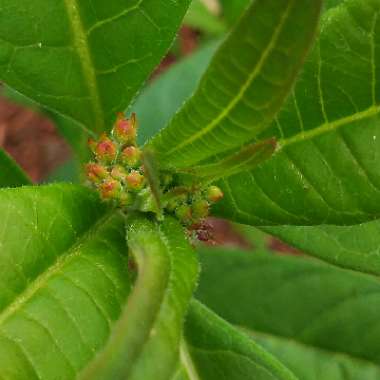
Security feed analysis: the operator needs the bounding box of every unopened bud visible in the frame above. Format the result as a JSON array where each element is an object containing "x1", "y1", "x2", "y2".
[
  {"x1": 126, "y1": 170, "x2": 144, "y2": 191},
  {"x1": 114, "y1": 113, "x2": 137, "y2": 143},
  {"x1": 111, "y1": 165, "x2": 127, "y2": 182},
  {"x1": 121, "y1": 146, "x2": 141, "y2": 167},
  {"x1": 192, "y1": 199, "x2": 210, "y2": 220},
  {"x1": 85, "y1": 163, "x2": 108, "y2": 183},
  {"x1": 206, "y1": 186, "x2": 224, "y2": 203},
  {"x1": 95, "y1": 134, "x2": 117, "y2": 163},
  {"x1": 99, "y1": 179, "x2": 122, "y2": 199},
  {"x1": 175, "y1": 204, "x2": 192, "y2": 224}
]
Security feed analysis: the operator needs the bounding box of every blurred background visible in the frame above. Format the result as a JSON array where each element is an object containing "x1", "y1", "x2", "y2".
[{"x1": 0, "y1": 0, "x2": 299, "y2": 253}]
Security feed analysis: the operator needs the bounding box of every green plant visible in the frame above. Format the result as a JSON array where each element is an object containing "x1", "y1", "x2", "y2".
[{"x1": 0, "y1": 0, "x2": 379, "y2": 379}]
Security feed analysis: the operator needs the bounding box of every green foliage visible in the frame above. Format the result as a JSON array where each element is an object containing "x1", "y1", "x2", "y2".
[
  {"x1": 196, "y1": 247, "x2": 380, "y2": 379},
  {"x1": 148, "y1": 0, "x2": 322, "y2": 169},
  {"x1": 0, "y1": 185, "x2": 130, "y2": 378},
  {"x1": 215, "y1": 0, "x2": 380, "y2": 226},
  {"x1": 1, "y1": 0, "x2": 379, "y2": 379},
  {"x1": 0, "y1": 0, "x2": 191, "y2": 133}
]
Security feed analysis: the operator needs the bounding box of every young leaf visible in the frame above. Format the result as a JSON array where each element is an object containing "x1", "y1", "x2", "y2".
[
  {"x1": 196, "y1": 247, "x2": 380, "y2": 371},
  {"x1": 0, "y1": 0, "x2": 192, "y2": 133},
  {"x1": 80, "y1": 214, "x2": 199, "y2": 380},
  {"x1": 214, "y1": 0, "x2": 380, "y2": 226},
  {"x1": 181, "y1": 138, "x2": 276, "y2": 183},
  {"x1": 183, "y1": 300, "x2": 298, "y2": 380},
  {"x1": 147, "y1": 0, "x2": 322, "y2": 169},
  {"x1": 0, "y1": 149, "x2": 31, "y2": 187},
  {"x1": 0, "y1": 185, "x2": 131, "y2": 379}
]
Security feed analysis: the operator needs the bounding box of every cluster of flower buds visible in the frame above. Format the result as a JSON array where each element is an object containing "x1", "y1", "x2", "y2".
[
  {"x1": 86, "y1": 113, "x2": 145, "y2": 207},
  {"x1": 164, "y1": 185, "x2": 224, "y2": 226},
  {"x1": 85, "y1": 113, "x2": 224, "y2": 230}
]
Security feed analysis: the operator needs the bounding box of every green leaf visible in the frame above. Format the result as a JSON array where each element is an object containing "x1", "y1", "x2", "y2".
[
  {"x1": 0, "y1": 148, "x2": 31, "y2": 187},
  {"x1": 263, "y1": 220, "x2": 380, "y2": 276},
  {"x1": 196, "y1": 247, "x2": 380, "y2": 373},
  {"x1": 81, "y1": 214, "x2": 199, "y2": 380},
  {"x1": 219, "y1": 0, "x2": 250, "y2": 25},
  {"x1": 147, "y1": 0, "x2": 322, "y2": 169},
  {"x1": 252, "y1": 332, "x2": 380, "y2": 380},
  {"x1": 182, "y1": 138, "x2": 276, "y2": 183},
  {"x1": 0, "y1": 184, "x2": 131, "y2": 379},
  {"x1": 215, "y1": 0, "x2": 380, "y2": 226},
  {"x1": 182, "y1": 300, "x2": 298, "y2": 380},
  {"x1": 0, "y1": 0, "x2": 191, "y2": 133},
  {"x1": 133, "y1": 41, "x2": 219, "y2": 145}
]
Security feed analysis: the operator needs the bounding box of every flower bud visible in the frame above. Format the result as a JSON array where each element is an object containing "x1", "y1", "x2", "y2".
[
  {"x1": 95, "y1": 134, "x2": 117, "y2": 163},
  {"x1": 192, "y1": 199, "x2": 210, "y2": 220},
  {"x1": 111, "y1": 165, "x2": 127, "y2": 182},
  {"x1": 126, "y1": 170, "x2": 144, "y2": 191},
  {"x1": 175, "y1": 204, "x2": 192, "y2": 224},
  {"x1": 85, "y1": 163, "x2": 108, "y2": 183},
  {"x1": 113, "y1": 113, "x2": 137, "y2": 143},
  {"x1": 206, "y1": 186, "x2": 224, "y2": 203},
  {"x1": 121, "y1": 146, "x2": 141, "y2": 167},
  {"x1": 99, "y1": 179, "x2": 122, "y2": 199}
]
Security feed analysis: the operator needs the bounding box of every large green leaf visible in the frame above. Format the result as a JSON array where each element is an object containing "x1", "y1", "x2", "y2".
[
  {"x1": 182, "y1": 300, "x2": 298, "y2": 380},
  {"x1": 0, "y1": 0, "x2": 191, "y2": 133},
  {"x1": 0, "y1": 185, "x2": 131, "y2": 379},
  {"x1": 196, "y1": 247, "x2": 380, "y2": 372},
  {"x1": 263, "y1": 220, "x2": 380, "y2": 276},
  {"x1": 147, "y1": 0, "x2": 322, "y2": 169},
  {"x1": 81, "y1": 215, "x2": 199, "y2": 380},
  {"x1": 215, "y1": 0, "x2": 380, "y2": 226},
  {"x1": 0, "y1": 148, "x2": 31, "y2": 187},
  {"x1": 252, "y1": 332, "x2": 380, "y2": 380}
]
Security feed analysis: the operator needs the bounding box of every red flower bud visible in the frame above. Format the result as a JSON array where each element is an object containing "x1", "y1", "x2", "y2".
[
  {"x1": 111, "y1": 165, "x2": 127, "y2": 182},
  {"x1": 95, "y1": 134, "x2": 117, "y2": 163},
  {"x1": 206, "y1": 186, "x2": 224, "y2": 203},
  {"x1": 85, "y1": 163, "x2": 108, "y2": 183},
  {"x1": 113, "y1": 113, "x2": 137, "y2": 143},
  {"x1": 126, "y1": 170, "x2": 144, "y2": 191},
  {"x1": 121, "y1": 146, "x2": 141, "y2": 167},
  {"x1": 99, "y1": 179, "x2": 122, "y2": 199}
]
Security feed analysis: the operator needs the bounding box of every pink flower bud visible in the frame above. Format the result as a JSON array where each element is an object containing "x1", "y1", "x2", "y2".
[
  {"x1": 99, "y1": 179, "x2": 122, "y2": 199},
  {"x1": 95, "y1": 134, "x2": 117, "y2": 163},
  {"x1": 206, "y1": 186, "x2": 224, "y2": 203},
  {"x1": 113, "y1": 113, "x2": 137, "y2": 143},
  {"x1": 126, "y1": 170, "x2": 144, "y2": 191},
  {"x1": 85, "y1": 163, "x2": 108, "y2": 183},
  {"x1": 121, "y1": 146, "x2": 141, "y2": 167}
]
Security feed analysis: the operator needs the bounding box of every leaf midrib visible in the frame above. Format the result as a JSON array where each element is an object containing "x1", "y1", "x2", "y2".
[
  {"x1": 163, "y1": 0, "x2": 295, "y2": 157},
  {"x1": 64, "y1": 0, "x2": 104, "y2": 133},
  {"x1": 0, "y1": 211, "x2": 114, "y2": 327},
  {"x1": 278, "y1": 104, "x2": 380, "y2": 150}
]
